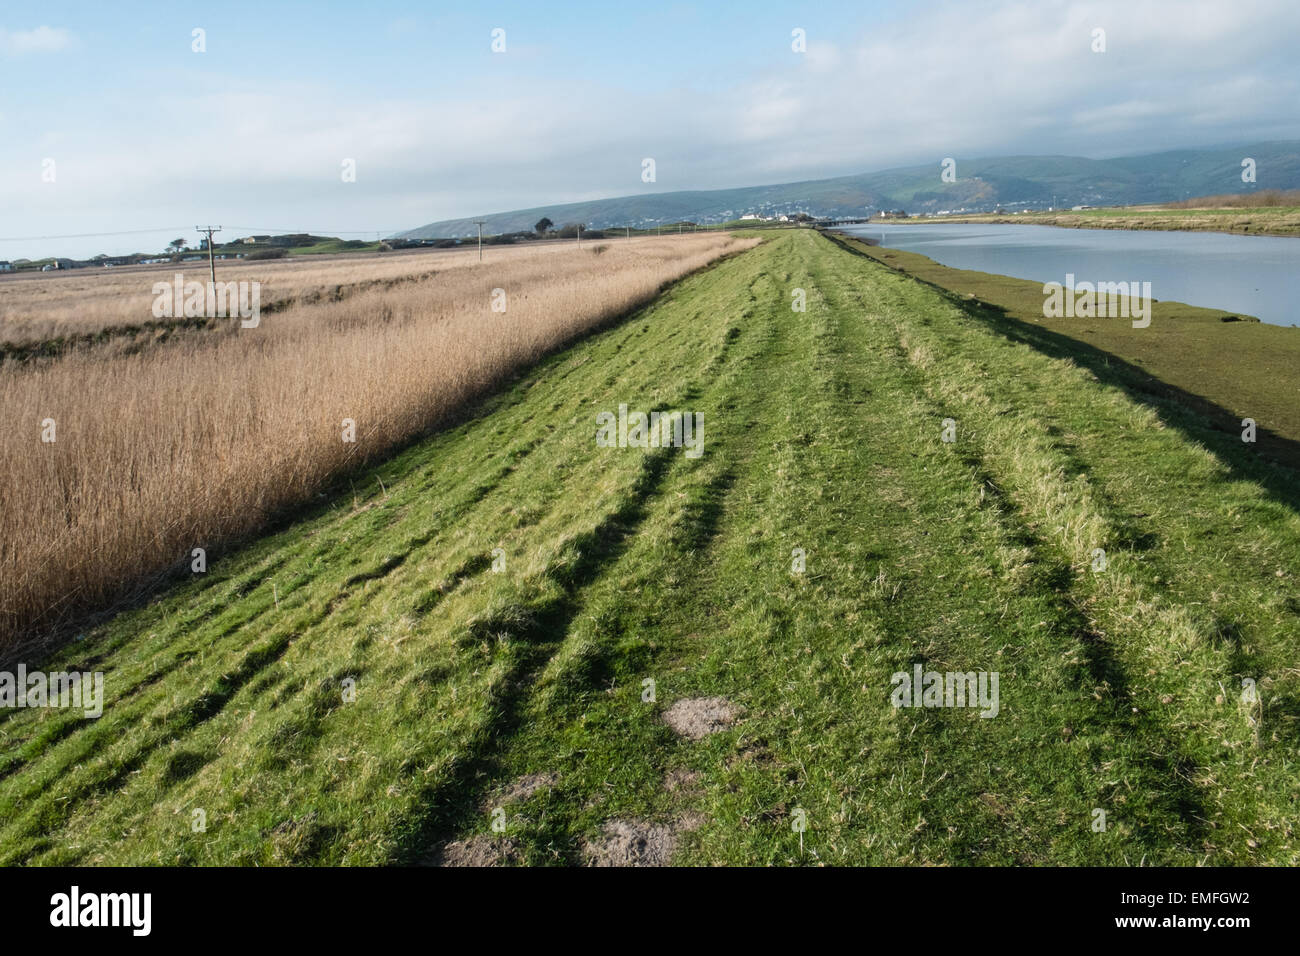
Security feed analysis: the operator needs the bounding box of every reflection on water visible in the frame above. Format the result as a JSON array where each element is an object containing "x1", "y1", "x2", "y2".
[{"x1": 841, "y1": 223, "x2": 1300, "y2": 327}]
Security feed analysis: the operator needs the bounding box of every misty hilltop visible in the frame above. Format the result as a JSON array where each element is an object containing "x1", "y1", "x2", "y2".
[{"x1": 396, "y1": 141, "x2": 1300, "y2": 238}]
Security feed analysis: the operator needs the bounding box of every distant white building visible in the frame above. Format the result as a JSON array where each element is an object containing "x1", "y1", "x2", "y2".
[{"x1": 0, "y1": 261, "x2": 11, "y2": 272}]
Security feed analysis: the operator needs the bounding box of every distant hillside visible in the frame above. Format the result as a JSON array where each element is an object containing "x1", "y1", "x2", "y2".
[{"x1": 396, "y1": 141, "x2": 1300, "y2": 238}]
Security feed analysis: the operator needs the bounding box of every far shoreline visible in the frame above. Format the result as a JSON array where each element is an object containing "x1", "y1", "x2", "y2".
[{"x1": 876, "y1": 204, "x2": 1300, "y2": 239}]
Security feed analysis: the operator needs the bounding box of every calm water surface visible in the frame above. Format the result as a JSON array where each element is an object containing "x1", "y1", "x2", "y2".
[{"x1": 840, "y1": 222, "x2": 1300, "y2": 327}]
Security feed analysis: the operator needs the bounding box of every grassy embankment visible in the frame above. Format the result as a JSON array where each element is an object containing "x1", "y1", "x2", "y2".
[
  {"x1": 908, "y1": 204, "x2": 1300, "y2": 237},
  {"x1": 1, "y1": 235, "x2": 747, "y2": 648},
  {"x1": 286, "y1": 239, "x2": 384, "y2": 256},
  {"x1": 2, "y1": 230, "x2": 1298, "y2": 865},
  {"x1": 829, "y1": 231, "x2": 1300, "y2": 473}
]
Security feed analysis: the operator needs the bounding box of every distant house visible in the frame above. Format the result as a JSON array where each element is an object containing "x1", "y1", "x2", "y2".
[
  {"x1": 242, "y1": 235, "x2": 271, "y2": 244},
  {"x1": 0, "y1": 261, "x2": 11, "y2": 272}
]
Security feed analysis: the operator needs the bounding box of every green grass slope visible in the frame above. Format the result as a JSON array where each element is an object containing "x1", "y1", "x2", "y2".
[
  {"x1": 2, "y1": 231, "x2": 1298, "y2": 865},
  {"x1": 832, "y1": 233, "x2": 1300, "y2": 472}
]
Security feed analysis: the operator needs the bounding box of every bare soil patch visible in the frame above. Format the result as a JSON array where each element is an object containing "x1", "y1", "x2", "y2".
[
  {"x1": 494, "y1": 771, "x2": 558, "y2": 806},
  {"x1": 662, "y1": 696, "x2": 741, "y2": 739},
  {"x1": 583, "y1": 813, "x2": 705, "y2": 867},
  {"x1": 428, "y1": 835, "x2": 519, "y2": 867}
]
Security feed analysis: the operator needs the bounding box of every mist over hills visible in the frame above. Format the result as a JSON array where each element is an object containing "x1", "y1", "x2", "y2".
[{"x1": 396, "y1": 141, "x2": 1300, "y2": 238}]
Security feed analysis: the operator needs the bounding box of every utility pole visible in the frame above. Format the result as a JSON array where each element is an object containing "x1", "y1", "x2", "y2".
[
  {"x1": 196, "y1": 225, "x2": 221, "y2": 283},
  {"x1": 473, "y1": 221, "x2": 486, "y2": 261},
  {"x1": 626, "y1": 227, "x2": 630, "y2": 240},
  {"x1": 576, "y1": 224, "x2": 582, "y2": 247}
]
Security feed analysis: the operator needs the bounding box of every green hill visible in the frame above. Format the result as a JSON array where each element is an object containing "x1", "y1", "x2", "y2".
[{"x1": 396, "y1": 141, "x2": 1300, "y2": 238}]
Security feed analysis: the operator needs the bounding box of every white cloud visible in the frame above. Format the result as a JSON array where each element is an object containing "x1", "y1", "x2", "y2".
[
  {"x1": 0, "y1": 26, "x2": 74, "y2": 55},
  {"x1": 711, "y1": 0, "x2": 1300, "y2": 169},
  {"x1": 4, "y1": 0, "x2": 1299, "y2": 258}
]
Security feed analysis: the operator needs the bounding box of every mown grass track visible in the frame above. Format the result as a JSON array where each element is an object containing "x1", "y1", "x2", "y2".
[{"x1": 2, "y1": 230, "x2": 1297, "y2": 865}]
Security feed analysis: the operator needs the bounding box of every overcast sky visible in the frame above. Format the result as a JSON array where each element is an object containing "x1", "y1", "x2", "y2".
[{"x1": 3, "y1": 0, "x2": 1298, "y2": 259}]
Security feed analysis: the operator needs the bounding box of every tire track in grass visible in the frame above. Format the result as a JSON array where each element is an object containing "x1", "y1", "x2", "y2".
[
  {"x1": 857, "y1": 253, "x2": 1287, "y2": 861},
  {"x1": 558, "y1": 232, "x2": 1127, "y2": 863},
  {"x1": 414, "y1": 251, "x2": 785, "y2": 864},
  {"x1": 754, "y1": 239, "x2": 1143, "y2": 863},
  {"x1": 0, "y1": 241, "x2": 770, "y2": 864},
  {"x1": 424, "y1": 231, "x2": 1123, "y2": 864},
  {"x1": 532, "y1": 231, "x2": 1187, "y2": 864},
  {"x1": 968, "y1": 340, "x2": 1300, "y2": 861},
  {"x1": 134, "y1": 247, "x2": 762, "y2": 864},
  {"x1": 245, "y1": 251, "x2": 761, "y2": 864},
  {"x1": 683, "y1": 234, "x2": 1101, "y2": 862},
  {"x1": 0, "y1": 427, "x2": 547, "y2": 800},
  {"x1": 401, "y1": 256, "x2": 774, "y2": 863},
  {"x1": 957, "y1": 319, "x2": 1296, "y2": 859},
  {"x1": 863, "y1": 297, "x2": 1204, "y2": 861}
]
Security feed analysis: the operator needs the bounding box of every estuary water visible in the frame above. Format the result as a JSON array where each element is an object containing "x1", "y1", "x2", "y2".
[{"x1": 840, "y1": 222, "x2": 1300, "y2": 327}]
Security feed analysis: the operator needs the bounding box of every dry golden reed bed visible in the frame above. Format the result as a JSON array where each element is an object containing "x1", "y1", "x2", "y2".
[
  {"x1": 0, "y1": 234, "x2": 755, "y2": 648},
  {"x1": 1164, "y1": 189, "x2": 1300, "y2": 208},
  {"x1": 0, "y1": 241, "x2": 612, "y2": 347}
]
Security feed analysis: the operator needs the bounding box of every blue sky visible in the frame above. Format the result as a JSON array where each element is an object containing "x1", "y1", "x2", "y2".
[{"x1": 3, "y1": 0, "x2": 1299, "y2": 258}]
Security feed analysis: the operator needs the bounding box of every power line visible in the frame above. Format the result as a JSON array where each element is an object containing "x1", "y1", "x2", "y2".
[
  {"x1": 0, "y1": 226, "x2": 407, "y2": 243},
  {"x1": 196, "y1": 226, "x2": 221, "y2": 284},
  {"x1": 473, "y1": 221, "x2": 487, "y2": 261},
  {"x1": 0, "y1": 227, "x2": 193, "y2": 242},
  {"x1": 223, "y1": 227, "x2": 405, "y2": 236}
]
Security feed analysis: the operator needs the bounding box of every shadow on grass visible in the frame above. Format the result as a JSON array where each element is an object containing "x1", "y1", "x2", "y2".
[
  {"x1": 396, "y1": 315, "x2": 758, "y2": 865},
  {"x1": 977, "y1": 301, "x2": 1300, "y2": 508},
  {"x1": 393, "y1": 445, "x2": 680, "y2": 865},
  {"x1": 826, "y1": 231, "x2": 1300, "y2": 515}
]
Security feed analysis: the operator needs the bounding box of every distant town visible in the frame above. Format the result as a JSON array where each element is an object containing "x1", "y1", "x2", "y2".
[{"x1": 0, "y1": 203, "x2": 1098, "y2": 273}]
